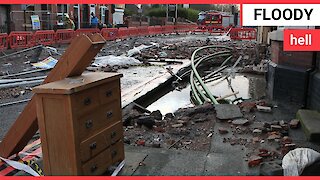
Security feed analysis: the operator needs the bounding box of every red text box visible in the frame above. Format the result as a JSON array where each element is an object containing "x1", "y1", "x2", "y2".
[{"x1": 284, "y1": 29, "x2": 320, "y2": 51}]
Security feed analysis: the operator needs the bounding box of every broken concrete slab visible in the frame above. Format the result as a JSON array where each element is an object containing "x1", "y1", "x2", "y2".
[
  {"x1": 232, "y1": 118, "x2": 249, "y2": 126},
  {"x1": 296, "y1": 109, "x2": 320, "y2": 142},
  {"x1": 260, "y1": 160, "x2": 283, "y2": 176},
  {"x1": 214, "y1": 104, "x2": 243, "y2": 120}
]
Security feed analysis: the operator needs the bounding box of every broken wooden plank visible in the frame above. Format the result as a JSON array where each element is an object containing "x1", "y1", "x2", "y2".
[{"x1": 0, "y1": 34, "x2": 106, "y2": 158}]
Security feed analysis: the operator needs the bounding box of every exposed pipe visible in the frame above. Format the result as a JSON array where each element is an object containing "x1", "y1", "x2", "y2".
[
  {"x1": 0, "y1": 79, "x2": 43, "y2": 89},
  {"x1": 190, "y1": 46, "x2": 233, "y2": 104},
  {"x1": 0, "y1": 45, "x2": 43, "y2": 60},
  {"x1": 0, "y1": 69, "x2": 48, "y2": 79}
]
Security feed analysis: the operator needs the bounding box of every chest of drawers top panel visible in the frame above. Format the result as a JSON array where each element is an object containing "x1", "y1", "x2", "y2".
[{"x1": 33, "y1": 72, "x2": 122, "y2": 95}]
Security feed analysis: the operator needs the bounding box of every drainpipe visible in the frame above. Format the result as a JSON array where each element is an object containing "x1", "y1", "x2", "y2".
[
  {"x1": 304, "y1": 26, "x2": 319, "y2": 108},
  {"x1": 77, "y1": 4, "x2": 81, "y2": 29},
  {"x1": 6, "y1": 5, "x2": 11, "y2": 33}
]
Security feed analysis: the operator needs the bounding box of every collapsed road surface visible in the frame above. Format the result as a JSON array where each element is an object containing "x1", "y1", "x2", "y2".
[{"x1": 1, "y1": 32, "x2": 319, "y2": 175}]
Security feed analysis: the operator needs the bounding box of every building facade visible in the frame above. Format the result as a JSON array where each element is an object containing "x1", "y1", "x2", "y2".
[{"x1": 2, "y1": 4, "x2": 124, "y2": 32}]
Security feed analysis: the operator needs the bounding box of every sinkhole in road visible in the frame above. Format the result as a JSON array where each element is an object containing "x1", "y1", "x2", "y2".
[{"x1": 146, "y1": 73, "x2": 266, "y2": 115}]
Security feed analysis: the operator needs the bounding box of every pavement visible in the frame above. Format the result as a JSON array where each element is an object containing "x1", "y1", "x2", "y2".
[{"x1": 118, "y1": 100, "x2": 320, "y2": 176}]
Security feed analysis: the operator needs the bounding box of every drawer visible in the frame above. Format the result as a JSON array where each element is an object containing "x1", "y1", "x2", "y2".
[
  {"x1": 72, "y1": 87, "x2": 99, "y2": 115},
  {"x1": 98, "y1": 80, "x2": 120, "y2": 105},
  {"x1": 80, "y1": 127, "x2": 109, "y2": 163},
  {"x1": 106, "y1": 122, "x2": 123, "y2": 145},
  {"x1": 110, "y1": 140, "x2": 125, "y2": 164},
  {"x1": 78, "y1": 101, "x2": 121, "y2": 140},
  {"x1": 81, "y1": 148, "x2": 112, "y2": 175}
]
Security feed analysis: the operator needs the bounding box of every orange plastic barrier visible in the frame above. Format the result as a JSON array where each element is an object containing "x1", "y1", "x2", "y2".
[
  {"x1": 230, "y1": 28, "x2": 257, "y2": 40},
  {"x1": 154, "y1": 26, "x2": 162, "y2": 35},
  {"x1": 8, "y1": 31, "x2": 34, "y2": 49},
  {"x1": 128, "y1": 27, "x2": 139, "y2": 37},
  {"x1": 117, "y1": 27, "x2": 129, "y2": 39},
  {"x1": 101, "y1": 28, "x2": 118, "y2": 41},
  {"x1": 137, "y1": 26, "x2": 149, "y2": 36},
  {"x1": 147, "y1": 26, "x2": 156, "y2": 36},
  {"x1": 164, "y1": 25, "x2": 174, "y2": 34},
  {"x1": 0, "y1": 33, "x2": 8, "y2": 51},
  {"x1": 75, "y1": 28, "x2": 100, "y2": 37},
  {"x1": 175, "y1": 25, "x2": 188, "y2": 33},
  {"x1": 55, "y1": 29, "x2": 74, "y2": 44},
  {"x1": 33, "y1": 30, "x2": 55, "y2": 46}
]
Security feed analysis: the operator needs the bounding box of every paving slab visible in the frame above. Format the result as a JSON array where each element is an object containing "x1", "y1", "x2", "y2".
[
  {"x1": 124, "y1": 145, "x2": 208, "y2": 175},
  {"x1": 119, "y1": 152, "x2": 148, "y2": 176},
  {"x1": 297, "y1": 109, "x2": 320, "y2": 142},
  {"x1": 214, "y1": 104, "x2": 243, "y2": 120},
  {"x1": 204, "y1": 152, "x2": 259, "y2": 176}
]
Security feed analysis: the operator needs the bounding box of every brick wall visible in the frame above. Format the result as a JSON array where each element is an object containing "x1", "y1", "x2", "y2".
[
  {"x1": 308, "y1": 52, "x2": 320, "y2": 111},
  {"x1": 271, "y1": 41, "x2": 313, "y2": 70}
]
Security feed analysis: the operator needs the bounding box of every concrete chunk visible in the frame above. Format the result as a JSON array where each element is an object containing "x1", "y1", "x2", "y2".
[
  {"x1": 214, "y1": 104, "x2": 243, "y2": 120},
  {"x1": 296, "y1": 109, "x2": 320, "y2": 142}
]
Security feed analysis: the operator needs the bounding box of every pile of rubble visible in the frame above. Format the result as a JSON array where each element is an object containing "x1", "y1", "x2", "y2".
[
  {"x1": 122, "y1": 98, "x2": 303, "y2": 168},
  {"x1": 123, "y1": 103, "x2": 216, "y2": 151}
]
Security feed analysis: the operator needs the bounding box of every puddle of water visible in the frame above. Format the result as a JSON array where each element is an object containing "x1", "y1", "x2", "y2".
[
  {"x1": 147, "y1": 85, "x2": 194, "y2": 115},
  {"x1": 147, "y1": 73, "x2": 266, "y2": 115}
]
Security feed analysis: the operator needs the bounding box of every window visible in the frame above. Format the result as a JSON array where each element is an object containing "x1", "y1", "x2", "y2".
[{"x1": 57, "y1": 4, "x2": 68, "y2": 14}]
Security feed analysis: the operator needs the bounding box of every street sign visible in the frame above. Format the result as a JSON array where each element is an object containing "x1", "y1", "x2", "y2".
[{"x1": 30, "y1": 15, "x2": 41, "y2": 30}]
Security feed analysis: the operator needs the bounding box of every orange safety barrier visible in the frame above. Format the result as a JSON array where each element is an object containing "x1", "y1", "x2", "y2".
[
  {"x1": 137, "y1": 26, "x2": 149, "y2": 36},
  {"x1": 147, "y1": 26, "x2": 156, "y2": 36},
  {"x1": 75, "y1": 28, "x2": 100, "y2": 37},
  {"x1": 55, "y1": 29, "x2": 74, "y2": 44},
  {"x1": 154, "y1": 26, "x2": 162, "y2": 35},
  {"x1": 33, "y1": 30, "x2": 55, "y2": 46},
  {"x1": 0, "y1": 33, "x2": 8, "y2": 51},
  {"x1": 8, "y1": 31, "x2": 34, "y2": 49},
  {"x1": 128, "y1": 27, "x2": 139, "y2": 37},
  {"x1": 189, "y1": 25, "x2": 198, "y2": 32},
  {"x1": 101, "y1": 28, "x2": 118, "y2": 41},
  {"x1": 164, "y1": 25, "x2": 174, "y2": 34},
  {"x1": 175, "y1": 25, "x2": 188, "y2": 33},
  {"x1": 230, "y1": 28, "x2": 257, "y2": 40},
  {"x1": 117, "y1": 27, "x2": 129, "y2": 39}
]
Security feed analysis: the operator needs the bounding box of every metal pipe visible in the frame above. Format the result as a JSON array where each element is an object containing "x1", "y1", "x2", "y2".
[
  {"x1": 0, "y1": 79, "x2": 43, "y2": 89},
  {"x1": 0, "y1": 99, "x2": 31, "y2": 108},
  {"x1": 0, "y1": 76, "x2": 46, "y2": 84},
  {"x1": 0, "y1": 69, "x2": 48, "y2": 79},
  {"x1": 0, "y1": 45, "x2": 43, "y2": 60}
]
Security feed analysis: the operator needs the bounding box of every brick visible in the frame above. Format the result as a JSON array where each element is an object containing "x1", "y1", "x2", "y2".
[
  {"x1": 218, "y1": 127, "x2": 229, "y2": 134},
  {"x1": 289, "y1": 119, "x2": 300, "y2": 129},
  {"x1": 248, "y1": 155, "x2": 263, "y2": 167}
]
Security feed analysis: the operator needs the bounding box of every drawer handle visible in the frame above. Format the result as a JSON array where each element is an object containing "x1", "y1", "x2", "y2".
[
  {"x1": 90, "y1": 142, "x2": 97, "y2": 150},
  {"x1": 111, "y1": 131, "x2": 117, "y2": 139},
  {"x1": 106, "y1": 90, "x2": 113, "y2": 97},
  {"x1": 91, "y1": 165, "x2": 98, "y2": 172},
  {"x1": 84, "y1": 98, "x2": 91, "y2": 106},
  {"x1": 85, "y1": 120, "x2": 93, "y2": 129},
  {"x1": 111, "y1": 150, "x2": 117, "y2": 158},
  {"x1": 106, "y1": 111, "x2": 113, "y2": 118}
]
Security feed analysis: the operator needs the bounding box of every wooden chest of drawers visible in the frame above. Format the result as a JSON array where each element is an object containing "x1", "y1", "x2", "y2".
[{"x1": 33, "y1": 72, "x2": 124, "y2": 175}]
